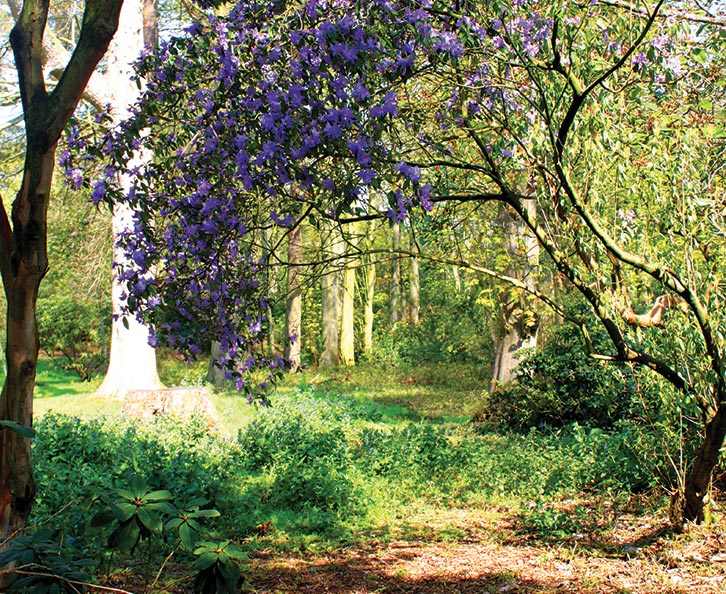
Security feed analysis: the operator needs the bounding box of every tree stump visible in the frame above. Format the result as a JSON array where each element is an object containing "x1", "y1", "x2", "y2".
[{"x1": 122, "y1": 387, "x2": 230, "y2": 437}]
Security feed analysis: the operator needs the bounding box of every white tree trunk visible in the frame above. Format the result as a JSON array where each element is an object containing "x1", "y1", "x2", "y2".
[
  {"x1": 490, "y1": 201, "x2": 540, "y2": 390},
  {"x1": 390, "y1": 222, "x2": 401, "y2": 326},
  {"x1": 362, "y1": 222, "x2": 376, "y2": 356},
  {"x1": 409, "y1": 254, "x2": 420, "y2": 325},
  {"x1": 95, "y1": 0, "x2": 162, "y2": 398}
]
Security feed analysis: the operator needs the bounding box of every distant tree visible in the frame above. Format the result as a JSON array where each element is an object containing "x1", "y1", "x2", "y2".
[{"x1": 284, "y1": 222, "x2": 303, "y2": 371}]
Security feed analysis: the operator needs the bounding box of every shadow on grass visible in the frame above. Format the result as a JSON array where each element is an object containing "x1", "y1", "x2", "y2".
[
  {"x1": 33, "y1": 357, "x2": 98, "y2": 398},
  {"x1": 249, "y1": 547, "x2": 564, "y2": 594}
]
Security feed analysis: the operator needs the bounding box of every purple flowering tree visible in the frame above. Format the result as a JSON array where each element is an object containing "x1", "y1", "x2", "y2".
[
  {"x1": 0, "y1": 0, "x2": 124, "y2": 545},
  {"x1": 75, "y1": 0, "x2": 726, "y2": 524}
]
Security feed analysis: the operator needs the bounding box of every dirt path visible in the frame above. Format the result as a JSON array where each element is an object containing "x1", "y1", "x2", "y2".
[
  {"x1": 97, "y1": 505, "x2": 726, "y2": 593},
  {"x1": 248, "y1": 538, "x2": 724, "y2": 593},
  {"x1": 247, "y1": 507, "x2": 726, "y2": 594}
]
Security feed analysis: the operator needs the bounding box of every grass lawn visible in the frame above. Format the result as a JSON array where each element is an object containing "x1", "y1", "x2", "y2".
[{"x1": 27, "y1": 355, "x2": 487, "y2": 435}]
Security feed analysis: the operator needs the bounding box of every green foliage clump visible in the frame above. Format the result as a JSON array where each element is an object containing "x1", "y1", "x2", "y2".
[
  {"x1": 237, "y1": 394, "x2": 366, "y2": 526},
  {"x1": 36, "y1": 293, "x2": 109, "y2": 380},
  {"x1": 0, "y1": 529, "x2": 94, "y2": 593},
  {"x1": 484, "y1": 322, "x2": 651, "y2": 429},
  {"x1": 32, "y1": 412, "x2": 241, "y2": 547}
]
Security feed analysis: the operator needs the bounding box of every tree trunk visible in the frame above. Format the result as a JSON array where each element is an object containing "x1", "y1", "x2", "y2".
[
  {"x1": 390, "y1": 222, "x2": 401, "y2": 326},
  {"x1": 490, "y1": 202, "x2": 540, "y2": 390},
  {"x1": 409, "y1": 253, "x2": 420, "y2": 325},
  {"x1": 94, "y1": 0, "x2": 162, "y2": 399},
  {"x1": 680, "y1": 404, "x2": 726, "y2": 524},
  {"x1": 340, "y1": 231, "x2": 356, "y2": 366},
  {"x1": 0, "y1": 0, "x2": 124, "y2": 552},
  {"x1": 0, "y1": 235, "x2": 43, "y2": 542},
  {"x1": 95, "y1": 202, "x2": 162, "y2": 399},
  {"x1": 320, "y1": 222, "x2": 341, "y2": 366},
  {"x1": 362, "y1": 231, "x2": 376, "y2": 356},
  {"x1": 452, "y1": 265, "x2": 461, "y2": 292},
  {"x1": 284, "y1": 224, "x2": 303, "y2": 371},
  {"x1": 142, "y1": 0, "x2": 157, "y2": 46},
  {"x1": 206, "y1": 341, "x2": 226, "y2": 385}
]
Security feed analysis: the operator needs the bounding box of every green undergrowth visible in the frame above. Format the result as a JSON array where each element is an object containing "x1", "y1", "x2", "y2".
[
  {"x1": 27, "y1": 385, "x2": 674, "y2": 569},
  {"x1": 8, "y1": 360, "x2": 680, "y2": 591}
]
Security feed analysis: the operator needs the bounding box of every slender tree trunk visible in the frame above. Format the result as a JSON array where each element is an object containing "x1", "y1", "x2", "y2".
[
  {"x1": 340, "y1": 231, "x2": 356, "y2": 366},
  {"x1": 320, "y1": 222, "x2": 340, "y2": 366},
  {"x1": 284, "y1": 224, "x2": 303, "y2": 371},
  {"x1": 680, "y1": 403, "x2": 726, "y2": 523},
  {"x1": 452, "y1": 265, "x2": 462, "y2": 292},
  {"x1": 490, "y1": 202, "x2": 539, "y2": 390},
  {"x1": 142, "y1": 0, "x2": 157, "y2": 46},
  {"x1": 95, "y1": 0, "x2": 162, "y2": 399},
  {"x1": 390, "y1": 222, "x2": 401, "y2": 326},
  {"x1": 409, "y1": 254, "x2": 420, "y2": 325},
  {"x1": 0, "y1": 0, "x2": 124, "y2": 551},
  {"x1": 206, "y1": 341, "x2": 226, "y2": 385},
  {"x1": 361, "y1": 223, "x2": 376, "y2": 356}
]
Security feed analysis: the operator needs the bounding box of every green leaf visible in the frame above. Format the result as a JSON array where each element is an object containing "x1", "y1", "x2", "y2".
[
  {"x1": 129, "y1": 476, "x2": 148, "y2": 498},
  {"x1": 179, "y1": 522, "x2": 197, "y2": 551},
  {"x1": 0, "y1": 420, "x2": 35, "y2": 438},
  {"x1": 165, "y1": 517, "x2": 183, "y2": 531},
  {"x1": 223, "y1": 543, "x2": 249, "y2": 562},
  {"x1": 91, "y1": 508, "x2": 116, "y2": 527},
  {"x1": 137, "y1": 507, "x2": 163, "y2": 534},
  {"x1": 194, "y1": 552, "x2": 219, "y2": 571},
  {"x1": 146, "y1": 501, "x2": 177, "y2": 514},
  {"x1": 112, "y1": 488, "x2": 137, "y2": 502},
  {"x1": 112, "y1": 501, "x2": 138, "y2": 522},
  {"x1": 191, "y1": 509, "x2": 221, "y2": 519},
  {"x1": 115, "y1": 520, "x2": 141, "y2": 553},
  {"x1": 142, "y1": 489, "x2": 173, "y2": 502}
]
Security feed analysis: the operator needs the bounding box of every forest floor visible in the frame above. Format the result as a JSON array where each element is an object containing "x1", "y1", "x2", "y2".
[{"x1": 98, "y1": 500, "x2": 726, "y2": 594}]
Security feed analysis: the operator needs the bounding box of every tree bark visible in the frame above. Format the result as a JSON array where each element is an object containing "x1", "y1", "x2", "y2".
[
  {"x1": 0, "y1": 0, "x2": 124, "y2": 550},
  {"x1": 390, "y1": 222, "x2": 401, "y2": 326},
  {"x1": 681, "y1": 404, "x2": 726, "y2": 523},
  {"x1": 284, "y1": 224, "x2": 303, "y2": 371},
  {"x1": 206, "y1": 340, "x2": 226, "y2": 385},
  {"x1": 94, "y1": 0, "x2": 162, "y2": 399},
  {"x1": 340, "y1": 230, "x2": 356, "y2": 366},
  {"x1": 361, "y1": 222, "x2": 376, "y2": 356},
  {"x1": 490, "y1": 202, "x2": 539, "y2": 390},
  {"x1": 320, "y1": 222, "x2": 341, "y2": 366},
  {"x1": 409, "y1": 253, "x2": 420, "y2": 325}
]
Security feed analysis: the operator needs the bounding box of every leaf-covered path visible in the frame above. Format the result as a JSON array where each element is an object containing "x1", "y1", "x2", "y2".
[
  {"x1": 246, "y1": 507, "x2": 726, "y2": 594},
  {"x1": 95, "y1": 503, "x2": 726, "y2": 593}
]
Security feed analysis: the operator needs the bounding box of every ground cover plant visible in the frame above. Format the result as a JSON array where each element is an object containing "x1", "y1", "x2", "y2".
[{"x1": 6, "y1": 357, "x2": 723, "y2": 592}]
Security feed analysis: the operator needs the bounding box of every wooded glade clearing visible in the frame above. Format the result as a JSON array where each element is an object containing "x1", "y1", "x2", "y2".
[{"x1": 1, "y1": 0, "x2": 726, "y2": 592}]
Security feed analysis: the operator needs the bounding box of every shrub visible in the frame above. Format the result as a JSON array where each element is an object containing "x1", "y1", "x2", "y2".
[
  {"x1": 36, "y1": 293, "x2": 108, "y2": 380},
  {"x1": 31, "y1": 413, "x2": 242, "y2": 547},
  {"x1": 483, "y1": 322, "x2": 651, "y2": 429}
]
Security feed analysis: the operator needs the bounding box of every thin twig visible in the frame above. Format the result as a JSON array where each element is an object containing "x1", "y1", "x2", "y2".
[{"x1": 147, "y1": 550, "x2": 174, "y2": 592}]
